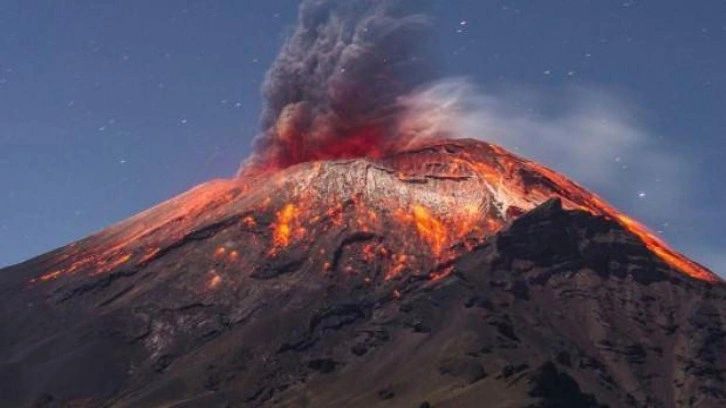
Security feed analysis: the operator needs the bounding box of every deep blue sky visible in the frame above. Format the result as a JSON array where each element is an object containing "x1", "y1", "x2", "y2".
[{"x1": 1, "y1": 1, "x2": 724, "y2": 274}]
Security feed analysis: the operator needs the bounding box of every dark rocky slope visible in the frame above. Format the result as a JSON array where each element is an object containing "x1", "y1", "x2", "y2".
[{"x1": 1, "y1": 141, "x2": 724, "y2": 407}]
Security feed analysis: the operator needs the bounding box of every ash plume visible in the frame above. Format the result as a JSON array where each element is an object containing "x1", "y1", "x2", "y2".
[{"x1": 242, "y1": 0, "x2": 434, "y2": 172}]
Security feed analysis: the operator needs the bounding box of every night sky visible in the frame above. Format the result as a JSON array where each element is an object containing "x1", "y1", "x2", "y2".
[{"x1": 1, "y1": 1, "x2": 724, "y2": 275}]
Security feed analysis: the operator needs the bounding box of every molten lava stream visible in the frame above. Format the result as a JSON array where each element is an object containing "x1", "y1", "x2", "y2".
[{"x1": 490, "y1": 146, "x2": 718, "y2": 283}]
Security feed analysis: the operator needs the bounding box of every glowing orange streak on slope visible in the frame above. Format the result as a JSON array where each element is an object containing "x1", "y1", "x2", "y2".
[
  {"x1": 411, "y1": 205, "x2": 447, "y2": 255},
  {"x1": 479, "y1": 144, "x2": 718, "y2": 283},
  {"x1": 31, "y1": 180, "x2": 242, "y2": 283},
  {"x1": 394, "y1": 205, "x2": 447, "y2": 256},
  {"x1": 271, "y1": 203, "x2": 308, "y2": 253},
  {"x1": 529, "y1": 160, "x2": 715, "y2": 282}
]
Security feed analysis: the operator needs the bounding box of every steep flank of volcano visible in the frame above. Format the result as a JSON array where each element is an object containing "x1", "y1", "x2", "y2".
[{"x1": 0, "y1": 139, "x2": 723, "y2": 407}]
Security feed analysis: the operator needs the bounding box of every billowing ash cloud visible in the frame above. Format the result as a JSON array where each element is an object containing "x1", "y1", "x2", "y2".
[{"x1": 243, "y1": 0, "x2": 434, "y2": 172}]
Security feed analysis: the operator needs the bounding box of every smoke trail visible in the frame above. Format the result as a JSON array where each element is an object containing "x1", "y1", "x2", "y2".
[{"x1": 243, "y1": 0, "x2": 434, "y2": 172}]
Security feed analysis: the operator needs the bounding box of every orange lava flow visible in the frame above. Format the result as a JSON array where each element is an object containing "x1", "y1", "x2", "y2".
[
  {"x1": 529, "y1": 161, "x2": 716, "y2": 282},
  {"x1": 411, "y1": 205, "x2": 447, "y2": 255},
  {"x1": 271, "y1": 203, "x2": 306, "y2": 252},
  {"x1": 616, "y1": 214, "x2": 714, "y2": 282},
  {"x1": 394, "y1": 205, "x2": 447, "y2": 256},
  {"x1": 29, "y1": 179, "x2": 244, "y2": 284},
  {"x1": 392, "y1": 203, "x2": 491, "y2": 259}
]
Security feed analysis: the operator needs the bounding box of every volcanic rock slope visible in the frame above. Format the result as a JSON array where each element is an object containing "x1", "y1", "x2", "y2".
[{"x1": 1, "y1": 140, "x2": 725, "y2": 408}]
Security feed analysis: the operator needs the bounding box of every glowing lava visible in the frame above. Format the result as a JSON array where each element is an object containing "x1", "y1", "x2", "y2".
[{"x1": 272, "y1": 203, "x2": 300, "y2": 248}]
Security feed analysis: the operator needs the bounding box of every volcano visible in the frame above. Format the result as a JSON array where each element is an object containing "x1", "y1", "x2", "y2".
[{"x1": 1, "y1": 139, "x2": 724, "y2": 407}]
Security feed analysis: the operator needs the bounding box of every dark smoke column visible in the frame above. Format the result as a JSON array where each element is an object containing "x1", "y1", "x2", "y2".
[{"x1": 241, "y1": 0, "x2": 434, "y2": 174}]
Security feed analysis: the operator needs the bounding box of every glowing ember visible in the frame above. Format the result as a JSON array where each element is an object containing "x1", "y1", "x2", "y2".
[
  {"x1": 272, "y1": 203, "x2": 299, "y2": 248},
  {"x1": 243, "y1": 216, "x2": 256, "y2": 227},
  {"x1": 208, "y1": 271, "x2": 222, "y2": 289}
]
